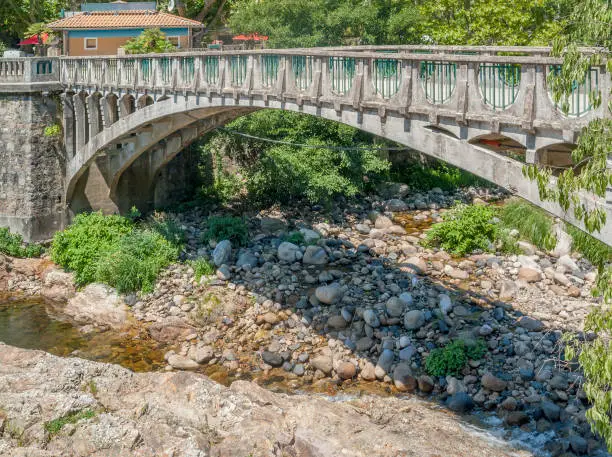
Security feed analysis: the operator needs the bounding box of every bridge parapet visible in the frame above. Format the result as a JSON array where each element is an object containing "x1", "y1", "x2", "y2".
[
  {"x1": 0, "y1": 57, "x2": 62, "y2": 92},
  {"x1": 59, "y1": 46, "x2": 610, "y2": 134}
]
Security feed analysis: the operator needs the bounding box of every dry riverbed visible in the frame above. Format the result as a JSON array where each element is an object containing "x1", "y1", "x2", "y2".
[{"x1": 0, "y1": 185, "x2": 609, "y2": 457}]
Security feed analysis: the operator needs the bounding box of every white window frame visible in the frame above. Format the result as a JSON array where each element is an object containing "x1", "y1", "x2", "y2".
[
  {"x1": 168, "y1": 36, "x2": 180, "y2": 48},
  {"x1": 84, "y1": 37, "x2": 98, "y2": 50}
]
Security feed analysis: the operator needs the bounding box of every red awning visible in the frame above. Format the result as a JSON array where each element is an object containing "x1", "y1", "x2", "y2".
[
  {"x1": 18, "y1": 33, "x2": 48, "y2": 46},
  {"x1": 233, "y1": 33, "x2": 268, "y2": 41}
]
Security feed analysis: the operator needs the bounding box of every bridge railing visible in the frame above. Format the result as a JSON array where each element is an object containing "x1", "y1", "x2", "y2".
[
  {"x1": 0, "y1": 57, "x2": 60, "y2": 86},
  {"x1": 58, "y1": 47, "x2": 609, "y2": 125}
]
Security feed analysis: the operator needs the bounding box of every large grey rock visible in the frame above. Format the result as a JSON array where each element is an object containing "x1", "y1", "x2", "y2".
[
  {"x1": 362, "y1": 309, "x2": 380, "y2": 328},
  {"x1": 404, "y1": 310, "x2": 426, "y2": 330},
  {"x1": 302, "y1": 245, "x2": 329, "y2": 265},
  {"x1": 311, "y1": 355, "x2": 333, "y2": 375},
  {"x1": 299, "y1": 228, "x2": 321, "y2": 243},
  {"x1": 481, "y1": 373, "x2": 507, "y2": 392},
  {"x1": 64, "y1": 283, "x2": 128, "y2": 329},
  {"x1": 393, "y1": 363, "x2": 417, "y2": 392},
  {"x1": 260, "y1": 217, "x2": 287, "y2": 233},
  {"x1": 385, "y1": 297, "x2": 404, "y2": 317},
  {"x1": 518, "y1": 267, "x2": 541, "y2": 283},
  {"x1": 315, "y1": 284, "x2": 344, "y2": 305},
  {"x1": 446, "y1": 393, "x2": 474, "y2": 413},
  {"x1": 376, "y1": 349, "x2": 395, "y2": 376},
  {"x1": 374, "y1": 214, "x2": 394, "y2": 229},
  {"x1": 213, "y1": 240, "x2": 232, "y2": 266},
  {"x1": 517, "y1": 316, "x2": 544, "y2": 331},
  {"x1": 262, "y1": 351, "x2": 284, "y2": 367},
  {"x1": 541, "y1": 400, "x2": 561, "y2": 422},
  {"x1": 167, "y1": 353, "x2": 199, "y2": 370},
  {"x1": 278, "y1": 241, "x2": 302, "y2": 262},
  {"x1": 499, "y1": 280, "x2": 518, "y2": 300},
  {"x1": 558, "y1": 255, "x2": 580, "y2": 274},
  {"x1": 385, "y1": 199, "x2": 408, "y2": 212},
  {"x1": 438, "y1": 294, "x2": 453, "y2": 314},
  {"x1": 404, "y1": 257, "x2": 428, "y2": 274},
  {"x1": 552, "y1": 224, "x2": 572, "y2": 257},
  {"x1": 236, "y1": 250, "x2": 258, "y2": 268}
]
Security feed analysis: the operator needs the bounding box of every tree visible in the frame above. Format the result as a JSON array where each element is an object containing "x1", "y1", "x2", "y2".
[
  {"x1": 0, "y1": 0, "x2": 67, "y2": 42},
  {"x1": 524, "y1": 0, "x2": 612, "y2": 451},
  {"x1": 123, "y1": 29, "x2": 176, "y2": 54}
]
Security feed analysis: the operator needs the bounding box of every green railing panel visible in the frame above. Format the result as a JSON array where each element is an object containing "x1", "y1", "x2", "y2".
[
  {"x1": 36, "y1": 60, "x2": 52, "y2": 75},
  {"x1": 549, "y1": 66, "x2": 598, "y2": 117},
  {"x1": 139, "y1": 58, "x2": 152, "y2": 83},
  {"x1": 293, "y1": 55, "x2": 313, "y2": 91},
  {"x1": 373, "y1": 58, "x2": 401, "y2": 98},
  {"x1": 230, "y1": 55, "x2": 248, "y2": 86},
  {"x1": 329, "y1": 57, "x2": 355, "y2": 95},
  {"x1": 420, "y1": 61, "x2": 456, "y2": 104},
  {"x1": 106, "y1": 59, "x2": 119, "y2": 84},
  {"x1": 122, "y1": 59, "x2": 135, "y2": 83},
  {"x1": 160, "y1": 57, "x2": 172, "y2": 84},
  {"x1": 479, "y1": 64, "x2": 521, "y2": 109},
  {"x1": 180, "y1": 57, "x2": 195, "y2": 85},
  {"x1": 261, "y1": 55, "x2": 279, "y2": 87},
  {"x1": 205, "y1": 56, "x2": 219, "y2": 85}
]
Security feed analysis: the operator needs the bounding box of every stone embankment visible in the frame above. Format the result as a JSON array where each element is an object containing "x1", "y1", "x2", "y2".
[{"x1": 2, "y1": 184, "x2": 609, "y2": 457}]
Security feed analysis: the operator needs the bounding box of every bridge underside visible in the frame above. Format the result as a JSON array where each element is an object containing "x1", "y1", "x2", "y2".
[{"x1": 64, "y1": 93, "x2": 612, "y2": 246}]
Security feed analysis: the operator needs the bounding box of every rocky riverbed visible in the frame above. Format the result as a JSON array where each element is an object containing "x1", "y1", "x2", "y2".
[{"x1": 1, "y1": 184, "x2": 610, "y2": 457}]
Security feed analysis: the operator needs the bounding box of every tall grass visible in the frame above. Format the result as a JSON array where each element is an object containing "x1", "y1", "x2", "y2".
[{"x1": 499, "y1": 199, "x2": 556, "y2": 251}]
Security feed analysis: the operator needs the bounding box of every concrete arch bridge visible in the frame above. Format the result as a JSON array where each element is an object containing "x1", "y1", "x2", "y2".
[{"x1": 0, "y1": 46, "x2": 610, "y2": 244}]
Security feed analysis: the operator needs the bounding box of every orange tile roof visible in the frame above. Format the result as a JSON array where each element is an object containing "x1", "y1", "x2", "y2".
[{"x1": 48, "y1": 11, "x2": 203, "y2": 30}]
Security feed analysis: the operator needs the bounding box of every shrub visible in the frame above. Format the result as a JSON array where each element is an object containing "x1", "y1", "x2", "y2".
[
  {"x1": 51, "y1": 212, "x2": 133, "y2": 286},
  {"x1": 0, "y1": 227, "x2": 44, "y2": 258},
  {"x1": 123, "y1": 28, "x2": 175, "y2": 54},
  {"x1": 391, "y1": 160, "x2": 489, "y2": 191},
  {"x1": 44, "y1": 124, "x2": 61, "y2": 138},
  {"x1": 95, "y1": 230, "x2": 178, "y2": 293},
  {"x1": 282, "y1": 231, "x2": 305, "y2": 245},
  {"x1": 500, "y1": 199, "x2": 556, "y2": 251},
  {"x1": 202, "y1": 216, "x2": 249, "y2": 247},
  {"x1": 425, "y1": 339, "x2": 487, "y2": 377},
  {"x1": 147, "y1": 212, "x2": 186, "y2": 247},
  {"x1": 423, "y1": 203, "x2": 500, "y2": 256},
  {"x1": 191, "y1": 258, "x2": 216, "y2": 282}
]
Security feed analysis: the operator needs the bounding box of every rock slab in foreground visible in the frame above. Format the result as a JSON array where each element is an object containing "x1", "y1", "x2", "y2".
[{"x1": 0, "y1": 344, "x2": 528, "y2": 457}]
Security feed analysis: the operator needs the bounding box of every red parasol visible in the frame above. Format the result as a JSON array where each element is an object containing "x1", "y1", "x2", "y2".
[
  {"x1": 18, "y1": 33, "x2": 49, "y2": 46},
  {"x1": 233, "y1": 33, "x2": 268, "y2": 41}
]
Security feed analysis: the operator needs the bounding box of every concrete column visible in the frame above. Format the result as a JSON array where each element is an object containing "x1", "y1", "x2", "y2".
[
  {"x1": 525, "y1": 149, "x2": 537, "y2": 164},
  {"x1": 118, "y1": 95, "x2": 134, "y2": 119},
  {"x1": 86, "y1": 94, "x2": 102, "y2": 139},
  {"x1": 101, "y1": 95, "x2": 118, "y2": 128},
  {"x1": 62, "y1": 92, "x2": 75, "y2": 158},
  {"x1": 72, "y1": 93, "x2": 88, "y2": 150}
]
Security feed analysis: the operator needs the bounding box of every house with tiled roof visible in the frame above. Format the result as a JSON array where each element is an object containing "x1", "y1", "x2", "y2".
[{"x1": 48, "y1": 2, "x2": 203, "y2": 56}]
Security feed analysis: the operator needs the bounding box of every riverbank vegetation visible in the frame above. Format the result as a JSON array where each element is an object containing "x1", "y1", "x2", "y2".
[{"x1": 0, "y1": 228, "x2": 44, "y2": 259}]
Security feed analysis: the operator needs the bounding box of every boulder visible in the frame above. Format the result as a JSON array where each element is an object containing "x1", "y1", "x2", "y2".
[
  {"x1": 278, "y1": 242, "x2": 302, "y2": 262},
  {"x1": 262, "y1": 351, "x2": 284, "y2": 367},
  {"x1": 168, "y1": 354, "x2": 199, "y2": 370},
  {"x1": 64, "y1": 283, "x2": 128, "y2": 329},
  {"x1": 302, "y1": 245, "x2": 329, "y2": 265},
  {"x1": 360, "y1": 362, "x2": 377, "y2": 381},
  {"x1": 393, "y1": 363, "x2": 417, "y2": 392},
  {"x1": 374, "y1": 214, "x2": 394, "y2": 229},
  {"x1": 518, "y1": 267, "x2": 541, "y2": 283},
  {"x1": 446, "y1": 393, "x2": 474, "y2": 413},
  {"x1": 417, "y1": 375, "x2": 435, "y2": 393},
  {"x1": 311, "y1": 355, "x2": 333, "y2": 375},
  {"x1": 41, "y1": 268, "x2": 76, "y2": 302},
  {"x1": 438, "y1": 294, "x2": 453, "y2": 314},
  {"x1": 481, "y1": 373, "x2": 507, "y2": 392},
  {"x1": 260, "y1": 217, "x2": 287, "y2": 233},
  {"x1": 498, "y1": 280, "x2": 518, "y2": 300},
  {"x1": 327, "y1": 315, "x2": 348, "y2": 329},
  {"x1": 541, "y1": 400, "x2": 561, "y2": 422},
  {"x1": 213, "y1": 240, "x2": 232, "y2": 266},
  {"x1": 403, "y1": 257, "x2": 428, "y2": 274},
  {"x1": 299, "y1": 228, "x2": 321, "y2": 243},
  {"x1": 315, "y1": 284, "x2": 343, "y2": 305},
  {"x1": 517, "y1": 316, "x2": 544, "y2": 331},
  {"x1": 385, "y1": 297, "x2": 404, "y2": 317},
  {"x1": 236, "y1": 251, "x2": 258, "y2": 268},
  {"x1": 337, "y1": 362, "x2": 357, "y2": 380},
  {"x1": 385, "y1": 199, "x2": 408, "y2": 212},
  {"x1": 363, "y1": 309, "x2": 380, "y2": 328},
  {"x1": 404, "y1": 310, "x2": 425, "y2": 330},
  {"x1": 444, "y1": 265, "x2": 469, "y2": 280},
  {"x1": 376, "y1": 349, "x2": 395, "y2": 376},
  {"x1": 192, "y1": 346, "x2": 214, "y2": 364}
]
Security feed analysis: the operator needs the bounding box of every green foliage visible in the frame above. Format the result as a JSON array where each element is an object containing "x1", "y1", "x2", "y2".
[
  {"x1": 44, "y1": 409, "x2": 96, "y2": 439},
  {"x1": 204, "y1": 110, "x2": 390, "y2": 205},
  {"x1": 0, "y1": 227, "x2": 44, "y2": 258},
  {"x1": 123, "y1": 28, "x2": 176, "y2": 54},
  {"x1": 282, "y1": 231, "x2": 305, "y2": 245},
  {"x1": 425, "y1": 339, "x2": 487, "y2": 377},
  {"x1": 499, "y1": 199, "x2": 557, "y2": 251},
  {"x1": 0, "y1": 41, "x2": 6, "y2": 54},
  {"x1": 146, "y1": 212, "x2": 186, "y2": 247},
  {"x1": 424, "y1": 204, "x2": 501, "y2": 256},
  {"x1": 95, "y1": 230, "x2": 178, "y2": 294},
  {"x1": 43, "y1": 124, "x2": 61, "y2": 138},
  {"x1": 391, "y1": 161, "x2": 489, "y2": 191},
  {"x1": 0, "y1": 0, "x2": 67, "y2": 39},
  {"x1": 127, "y1": 206, "x2": 142, "y2": 222},
  {"x1": 565, "y1": 225, "x2": 612, "y2": 267},
  {"x1": 190, "y1": 258, "x2": 216, "y2": 282},
  {"x1": 202, "y1": 216, "x2": 249, "y2": 247},
  {"x1": 51, "y1": 212, "x2": 134, "y2": 286}
]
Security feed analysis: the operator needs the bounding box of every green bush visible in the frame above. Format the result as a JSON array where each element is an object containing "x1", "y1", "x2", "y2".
[
  {"x1": 500, "y1": 199, "x2": 556, "y2": 251},
  {"x1": 147, "y1": 212, "x2": 186, "y2": 247},
  {"x1": 423, "y1": 204, "x2": 501, "y2": 256},
  {"x1": 391, "y1": 160, "x2": 489, "y2": 191},
  {"x1": 43, "y1": 124, "x2": 61, "y2": 138},
  {"x1": 282, "y1": 231, "x2": 305, "y2": 245},
  {"x1": 51, "y1": 212, "x2": 133, "y2": 286},
  {"x1": 0, "y1": 227, "x2": 44, "y2": 258},
  {"x1": 425, "y1": 339, "x2": 487, "y2": 377},
  {"x1": 191, "y1": 258, "x2": 216, "y2": 282},
  {"x1": 202, "y1": 216, "x2": 249, "y2": 247},
  {"x1": 95, "y1": 230, "x2": 178, "y2": 293}
]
